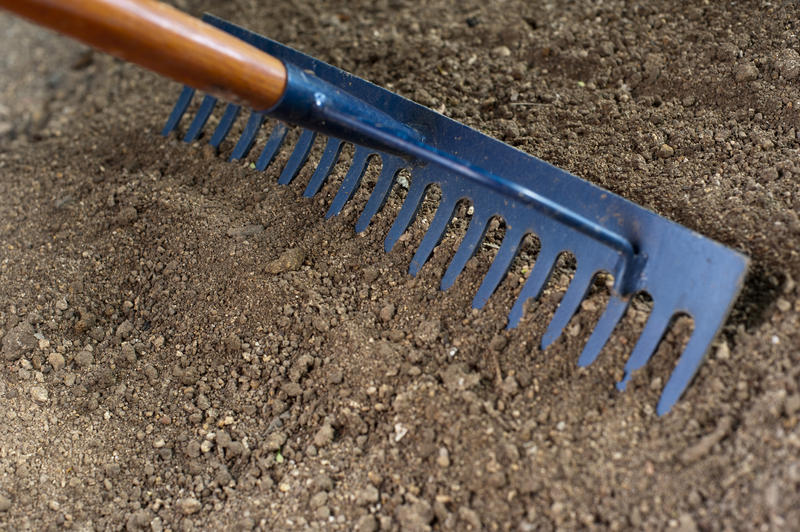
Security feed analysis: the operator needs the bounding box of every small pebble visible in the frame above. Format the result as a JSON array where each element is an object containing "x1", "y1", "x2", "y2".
[
  {"x1": 775, "y1": 48, "x2": 800, "y2": 80},
  {"x1": 309, "y1": 491, "x2": 328, "y2": 509},
  {"x1": 355, "y1": 485, "x2": 379, "y2": 506},
  {"x1": 313, "y1": 423, "x2": 335, "y2": 447},
  {"x1": 437, "y1": 447, "x2": 450, "y2": 468},
  {"x1": 74, "y1": 350, "x2": 94, "y2": 368},
  {"x1": 354, "y1": 514, "x2": 378, "y2": 532},
  {"x1": 265, "y1": 248, "x2": 306, "y2": 274},
  {"x1": 734, "y1": 62, "x2": 759, "y2": 82},
  {"x1": 177, "y1": 497, "x2": 202, "y2": 515},
  {"x1": 227, "y1": 224, "x2": 264, "y2": 239},
  {"x1": 185, "y1": 441, "x2": 201, "y2": 458},
  {"x1": 265, "y1": 431, "x2": 287, "y2": 451},
  {"x1": 121, "y1": 343, "x2": 136, "y2": 363},
  {"x1": 116, "y1": 320, "x2": 134, "y2": 339},
  {"x1": 379, "y1": 303, "x2": 396, "y2": 322},
  {"x1": 30, "y1": 386, "x2": 49, "y2": 403},
  {"x1": 658, "y1": 143, "x2": 674, "y2": 158},
  {"x1": 716, "y1": 342, "x2": 730, "y2": 360},
  {"x1": 489, "y1": 334, "x2": 507, "y2": 352},
  {"x1": 48, "y1": 352, "x2": 65, "y2": 371}
]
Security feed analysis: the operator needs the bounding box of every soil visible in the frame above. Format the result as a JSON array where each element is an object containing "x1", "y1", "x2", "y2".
[{"x1": 1, "y1": 1, "x2": 799, "y2": 530}]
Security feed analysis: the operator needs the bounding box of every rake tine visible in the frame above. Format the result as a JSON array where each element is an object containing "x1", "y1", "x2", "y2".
[
  {"x1": 183, "y1": 94, "x2": 217, "y2": 142},
  {"x1": 255, "y1": 123, "x2": 289, "y2": 171},
  {"x1": 355, "y1": 156, "x2": 404, "y2": 233},
  {"x1": 209, "y1": 103, "x2": 241, "y2": 149},
  {"x1": 472, "y1": 228, "x2": 525, "y2": 310},
  {"x1": 384, "y1": 176, "x2": 429, "y2": 252},
  {"x1": 540, "y1": 266, "x2": 595, "y2": 349},
  {"x1": 277, "y1": 128, "x2": 317, "y2": 185},
  {"x1": 617, "y1": 304, "x2": 675, "y2": 391},
  {"x1": 506, "y1": 244, "x2": 560, "y2": 326},
  {"x1": 440, "y1": 214, "x2": 488, "y2": 291},
  {"x1": 657, "y1": 322, "x2": 719, "y2": 415},
  {"x1": 230, "y1": 111, "x2": 266, "y2": 161},
  {"x1": 408, "y1": 196, "x2": 457, "y2": 276},
  {"x1": 326, "y1": 146, "x2": 372, "y2": 218},
  {"x1": 304, "y1": 138, "x2": 343, "y2": 197},
  {"x1": 161, "y1": 86, "x2": 194, "y2": 136},
  {"x1": 577, "y1": 295, "x2": 629, "y2": 367}
]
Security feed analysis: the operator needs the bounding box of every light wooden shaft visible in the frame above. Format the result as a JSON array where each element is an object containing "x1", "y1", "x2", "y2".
[{"x1": 0, "y1": 0, "x2": 287, "y2": 110}]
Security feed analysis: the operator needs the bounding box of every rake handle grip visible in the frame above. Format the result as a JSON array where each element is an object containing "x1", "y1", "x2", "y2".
[{"x1": 0, "y1": 0, "x2": 287, "y2": 111}]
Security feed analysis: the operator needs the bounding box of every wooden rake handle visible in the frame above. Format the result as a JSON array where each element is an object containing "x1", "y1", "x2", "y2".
[{"x1": 0, "y1": 0, "x2": 287, "y2": 110}]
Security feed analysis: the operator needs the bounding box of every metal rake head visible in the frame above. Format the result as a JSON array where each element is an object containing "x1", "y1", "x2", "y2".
[{"x1": 161, "y1": 15, "x2": 748, "y2": 415}]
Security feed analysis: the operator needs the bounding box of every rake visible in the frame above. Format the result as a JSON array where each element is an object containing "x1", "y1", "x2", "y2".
[{"x1": 3, "y1": 0, "x2": 749, "y2": 415}]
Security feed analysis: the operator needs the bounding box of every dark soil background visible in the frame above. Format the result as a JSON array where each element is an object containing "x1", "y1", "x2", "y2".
[{"x1": 1, "y1": 1, "x2": 799, "y2": 530}]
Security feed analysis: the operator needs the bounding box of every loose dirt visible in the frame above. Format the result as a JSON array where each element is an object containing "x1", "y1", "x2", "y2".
[{"x1": 1, "y1": 1, "x2": 798, "y2": 530}]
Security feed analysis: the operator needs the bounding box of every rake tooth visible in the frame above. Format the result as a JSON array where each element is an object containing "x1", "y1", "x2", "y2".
[
  {"x1": 255, "y1": 123, "x2": 289, "y2": 171},
  {"x1": 577, "y1": 295, "x2": 629, "y2": 367},
  {"x1": 355, "y1": 157, "x2": 404, "y2": 233},
  {"x1": 657, "y1": 321, "x2": 717, "y2": 415},
  {"x1": 506, "y1": 244, "x2": 559, "y2": 326},
  {"x1": 616, "y1": 304, "x2": 675, "y2": 391},
  {"x1": 230, "y1": 111, "x2": 266, "y2": 161},
  {"x1": 161, "y1": 86, "x2": 195, "y2": 136},
  {"x1": 384, "y1": 176, "x2": 429, "y2": 253},
  {"x1": 408, "y1": 196, "x2": 457, "y2": 277},
  {"x1": 303, "y1": 138, "x2": 344, "y2": 197},
  {"x1": 183, "y1": 94, "x2": 217, "y2": 142},
  {"x1": 440, "y1": 214, "x2": 488, "y2": 291},
  {"x1": 326, "y1": 146, "x2": 372, "y2": 218},
  {"x1": 209, "y1": 103, "x2": 241, "y2": 149},
  {"x1": 278, "y1": 129, "x2": 318, "y2": 185},
  {"x1": 540, "y1": 266, "x2": 595, "y2": 349},
  {"x1": 472, "y1": 228, "x2": 525, "y2": 310}
]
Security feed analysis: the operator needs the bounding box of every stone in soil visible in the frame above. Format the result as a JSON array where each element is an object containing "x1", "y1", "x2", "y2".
[
  {"x1": 355, "y1": 485, "x2": 379, "y2": 506},
  {"x1": 47, "y1": 352, "x2": 65, "y2": 371},
  {"x1": 416, "y1": 319, "x2": 441, "y2": 345},
  {"x1": 775, "y1": 48, "x2": 800, "y2": 80},
  {"x1": 265, "y1": 431, "x2": 287, "y2": 451},
  {"x1": 355, "y1": 514, "x2": 378, "y2": 532},
  {"x1": 2, "y1": 321, "x2": 37, "y2": 361},
  {"x1": 379, "y1": 303, "x2": 396, "y2": 322},
  {"x1": 30, "y1": 386, "x2": 48, "y2": 403},
  {"x1": 313, "y1": 423, "x2": 335, "y2": 447},
  {"x1": 265, "y1": 247, "x2": 306, "y2": 274},
  {"x1": 227, "y1": 224, "x2": 265, "y2": 239},
  {"x1": 396, "y1": 499, "x2": 434, "y2": 531},
  {"x1": 74, "y1": 350, "x2": 94, "y2": 368},
  {"x1": 680, "y1": 417, "x2": 733, "y2": 465},
  {"x1": 734, "y1": 62, "x2": 759, "y2": 82},
  {"x1": 177, "y1": 497, "x2": 202, "y2": 515}
]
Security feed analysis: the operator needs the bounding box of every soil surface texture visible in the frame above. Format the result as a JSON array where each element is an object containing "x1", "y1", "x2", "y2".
[{"x1": 1, "y1": 1, "x2": 799, "y2": 530}]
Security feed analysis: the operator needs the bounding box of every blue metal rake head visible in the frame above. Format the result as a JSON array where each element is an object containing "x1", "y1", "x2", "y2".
[{"x1": 162, "y1": 15, "x2": 748, "y2": 415}]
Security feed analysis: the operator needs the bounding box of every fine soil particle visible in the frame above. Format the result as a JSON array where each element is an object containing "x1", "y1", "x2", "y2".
[{"x1": 1, "y1": 1, "x2": 799, "y2": 530}]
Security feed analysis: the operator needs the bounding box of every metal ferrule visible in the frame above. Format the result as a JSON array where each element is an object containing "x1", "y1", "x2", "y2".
[{"x1": 266, "y1": 63, "x2": 425, "y2": 156}]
